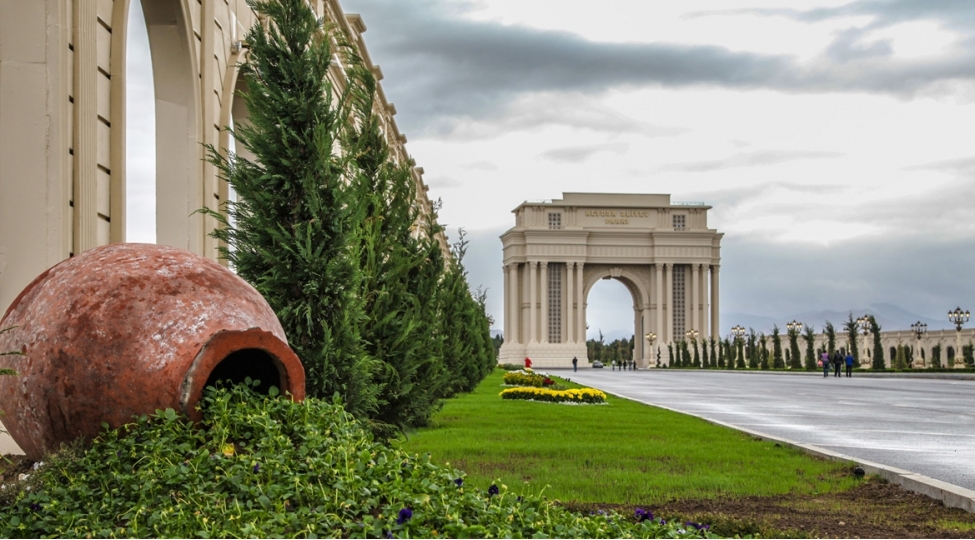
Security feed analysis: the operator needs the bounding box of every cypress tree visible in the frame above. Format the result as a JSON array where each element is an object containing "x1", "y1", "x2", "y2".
[
  {"x1": 747, "y1": 329, "x2": 759, "y2": 369},
  {"x1": 667, "y1": 343, "x2": 674, "y2": 367},
  {"x1": 842, "y1": 315, "x2": 859, "y2": 366},
  {"x1": 803, "y1": 326, "x2": 817, "y2": 370},
  {"x1": 787, "y1": 326, "x2": 802, "y2": 369},
  {"x1": 824, "y1": 321, "x2": 837, "y2": 354},
  {"x1": 204, "y1": 0, "x2": 377, "y2": 417},
  {"x1": 932, "y1": 344, "x2": 942, "y2": 368},
  {"x1": 870, "y1": 316, "x2": 885, "y2": 369},
  {"x1": 772, "y1": 326, "x2": 784, "y2": 369},
  {"x1": 692, "y1": 340, "x2": 701, "y2": 368},
  {"x1": 709, "y1": 338, "x2": 718, "y2": 368}
]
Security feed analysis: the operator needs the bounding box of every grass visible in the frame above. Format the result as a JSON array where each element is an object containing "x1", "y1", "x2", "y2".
[{"x1": 400, "y1": 369, "x2": 858, "y2": 505}]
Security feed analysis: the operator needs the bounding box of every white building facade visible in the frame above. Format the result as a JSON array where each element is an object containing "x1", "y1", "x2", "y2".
[{"x1": 499, "y1": 193, "x2": 723, "y2": 368}]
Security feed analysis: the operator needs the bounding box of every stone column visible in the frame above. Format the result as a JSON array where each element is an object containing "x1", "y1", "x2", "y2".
[
  {"x1": 577, "y1": 263, "x2": 586, "y2": 342},
  {"x1": 529, "y1": 261, "x2": 537, "y2": 343},
  {"x1": 655, "y1": 264, "x2": 664, "y2": 344},
  {"x1": 540, "y1": 262, "x2": 549, "y2": 343},
  {"x1": 642, "y1": 306, "x2": 652, "y2": 364},
  {"x1": 684, "y1": 264, "x2": 701, "y2": 332},
  {"x1": 711, "y1": 265, "x2": 720, "y2": 341},
  {"x1": 665, "y1": 263, "x2": 673, "y2": 343},
  {"x1": 566, "y1": 262, "x2": 575, "y2": 343},
  {"x1": 502, "y1": 264, "x2": 510, "y2": 342},
  {"x1": 699, "y1": 264, "x2": 708, "y2": 337}
]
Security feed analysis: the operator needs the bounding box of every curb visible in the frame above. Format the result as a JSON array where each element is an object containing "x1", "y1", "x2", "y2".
[{"x1": 594, "y1": 388, "x2": 975, "y2": 514}]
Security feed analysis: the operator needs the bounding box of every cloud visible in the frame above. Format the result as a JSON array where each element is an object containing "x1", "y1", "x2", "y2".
[
  {"x1": 903, "y1": 155, "x2": 975, "y2": 175},
  {"x1": 464, "y1": 160, "x2": 498, "y2": 171},
  {"x1": 345, "y1": 0, "x2": 975, "y2": 136},
  {"x1": 425, "y1": 176, "x2": 463, "y2": 189},
  {"x1": 657, "y1": 150, "x2": 844, "y2": 172},
  {"x1": 538, "y1": 142, "x2": 628, "y2": 163}
]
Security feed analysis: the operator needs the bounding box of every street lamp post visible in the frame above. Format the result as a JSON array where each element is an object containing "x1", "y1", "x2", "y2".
[
  {"x1": 856, "y1": 315, "x2": 871, "y2": 367},
  {"x1": 948, "y1": 307, "x2": 970, "y2": 368},
  {"x1": 910, "y1": 321, "x2": 927, "y2": 368},
  {"x1": 731, "y1": 325, "x2": 745, "y2": 368},
  {"x1": 645, "y1": 332, "x2": 657, "y2": 367}
]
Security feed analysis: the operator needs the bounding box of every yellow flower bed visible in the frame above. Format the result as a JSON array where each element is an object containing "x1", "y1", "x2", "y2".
[
  {"x1": 499, "y1": 386, "x2": 607, "y2": 404},
  {"x1": 502, "y1": 370, "x2": 553, "y2": 387}
]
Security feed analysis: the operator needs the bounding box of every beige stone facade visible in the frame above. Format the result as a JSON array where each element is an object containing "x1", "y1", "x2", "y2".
[
  {"x1": 499, "y1": 193, "x2": 723, "y2": 368},
  {"x1": 0, "y1": 0, "x2": 445, "y2": 320}
]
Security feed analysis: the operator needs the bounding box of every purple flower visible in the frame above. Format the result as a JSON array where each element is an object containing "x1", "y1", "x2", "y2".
[
  {"x1": 488, "y1": 484, "x2": 499, "y2": 496},
  {"x1": 454, "y1": 478, "x2": 463, "y2": 487},
  {"x1": 516, "y1": 496, "x2": 522, "y2": 502},
  {"x1": 659, "y1": 518, "x2": 666, "y2": 526},
  {"x1": 253, "y1": 463, "x2": 260, "y2": 473},
  {"x1": 635, "y1": 508, "x2": 653, "y2": 522},
  {"x1": 29, "y1": 503, "x2": 40, "y2": 512},
  {"x1": 686, "y1": 521, "x2": 707, "y2": 530},
  {"x1": 396, "y1": 507, "x2": 413, "y2": 525},
  {"x1": 384, "y1": 531, "x2": 393, "y2": 539}
]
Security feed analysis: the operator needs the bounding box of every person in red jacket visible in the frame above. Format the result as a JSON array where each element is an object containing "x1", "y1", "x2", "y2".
[{"x1": 524, "y1": 357, "x2": 532, "y2": 369}]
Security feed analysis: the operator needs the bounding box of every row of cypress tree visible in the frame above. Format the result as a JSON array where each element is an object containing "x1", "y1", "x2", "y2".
[{"x1": 203, "y1": 0, "x2": 495, "y2": 436}]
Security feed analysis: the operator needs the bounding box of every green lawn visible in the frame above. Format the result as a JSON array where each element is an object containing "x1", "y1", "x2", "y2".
[{"x1": 399, "y1": 369, "x2": 857, "y2": 504}]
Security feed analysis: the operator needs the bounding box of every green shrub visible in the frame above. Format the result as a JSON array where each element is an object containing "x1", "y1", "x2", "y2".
[
  {"x1": 0, "y1": 384, "x2": 710, "y2": 539},
  {"x1": 498, "y1": 363, "x2": 522, "y2": 371}
]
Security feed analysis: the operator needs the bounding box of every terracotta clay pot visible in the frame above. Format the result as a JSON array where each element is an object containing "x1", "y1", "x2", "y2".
[{"x1": 0, "y1": 243, "x2": 305, "y2": 460}]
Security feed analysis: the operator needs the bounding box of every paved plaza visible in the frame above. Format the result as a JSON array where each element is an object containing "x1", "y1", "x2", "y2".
[{"x1": 561, "y1": 369, "x2": 975, "y2": 492}]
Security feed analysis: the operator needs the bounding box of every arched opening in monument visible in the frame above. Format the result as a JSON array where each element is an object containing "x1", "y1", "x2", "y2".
[
  {"x1": 125, "y1": 0, "x2": 157, "y2": 242},
  {"x1": 203, "y1": 348, "x2": 283, "y2": 395},
  {"x1": 585, "y1": 277, "x2": 640, "y2": 367}
]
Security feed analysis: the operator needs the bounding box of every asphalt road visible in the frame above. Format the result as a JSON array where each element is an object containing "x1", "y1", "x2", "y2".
[{"x1": 558, "y1": 369, "x2": 975, "y2": 491}]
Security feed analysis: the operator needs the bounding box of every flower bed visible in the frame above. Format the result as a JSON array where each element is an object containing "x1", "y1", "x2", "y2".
[
  {"x1": 500, "y1": 386, "x2": 607, "y2": 404},
  {"x1": 502, "y1": 370, "x2": 555, "y2": 387}
]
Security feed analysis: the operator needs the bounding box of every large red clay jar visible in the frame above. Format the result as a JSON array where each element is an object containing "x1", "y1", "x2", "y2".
[{"x1": 0, "y1": 243, "x2": 305, "y2": 460}]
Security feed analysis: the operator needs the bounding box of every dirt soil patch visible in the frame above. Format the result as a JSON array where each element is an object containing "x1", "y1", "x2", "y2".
[{"x1": 563, "y1": 477, "x2": 975, "y2": 538}]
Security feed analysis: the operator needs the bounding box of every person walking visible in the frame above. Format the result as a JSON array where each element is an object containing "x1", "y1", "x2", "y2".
[
  {"x1": 845, "y1": 351, "x2": 854, "y2": 377},
  {"x1": 524, "y1": 357, "x2": 532, "y2": 370},
  {"x1": 821, "y1": 351, "x2": 830, "y2": 378},
  {"x1": 572, "y1": 356, "x2": 578, "y2": 372},
  {"x1": 832, "y1": 350, "x2": 842, "y2": 378}
]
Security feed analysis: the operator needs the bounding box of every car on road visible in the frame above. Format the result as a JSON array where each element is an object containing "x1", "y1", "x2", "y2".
[{"x1": 592, "y1": 361, "x2": 604, "y2": 368}]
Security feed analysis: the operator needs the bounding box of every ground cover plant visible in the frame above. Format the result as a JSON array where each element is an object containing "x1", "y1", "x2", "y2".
[
  {"x1": 502, "y1": 370, "x2": 554, "y2": 387},
  {"x1": 401, "y1": 369, "x2": 975, "y2": 538},
  {"x1": 0, "y1": 383, "x2": 714, "y2": 539}
]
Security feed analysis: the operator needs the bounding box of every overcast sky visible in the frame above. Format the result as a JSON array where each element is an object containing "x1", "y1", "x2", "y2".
[{"x1": 127, "y1": 0, "x2": 975, "y2": 341}]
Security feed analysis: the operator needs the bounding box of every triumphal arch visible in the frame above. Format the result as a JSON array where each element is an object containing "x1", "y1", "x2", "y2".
[{"x1": 498, "y1": 193, "x2": 723, "y2": 368}]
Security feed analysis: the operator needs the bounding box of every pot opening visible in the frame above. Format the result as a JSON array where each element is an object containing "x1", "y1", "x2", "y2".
[{"x1": 204, "y1": 348, "x2": 282, "y2": 395}]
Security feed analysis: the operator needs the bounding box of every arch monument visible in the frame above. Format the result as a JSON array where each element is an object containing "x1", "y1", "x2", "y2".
[{"x1": 498, "y1": 193, "x2": 723, "y2": 368}]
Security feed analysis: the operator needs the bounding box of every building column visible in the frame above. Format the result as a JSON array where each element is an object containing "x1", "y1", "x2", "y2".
[
  {"x1": 540, "y1": 262, "x2": 549, "y2": 343},
  {"x1": 642, "y1": 305, "x2": 652, "y2": 364},
  {"x1": 529, "y1": 261, "x2": 537, "y2": 343},
  {"x1": 655, "y1": 264, "x2": 664, "y2": 345},
  {"x1": 507, "y1": 264, "x2": 518, "y2": 344},
  {"x1": 684, "y1": 264, "x2": 701, "y2": 332},
  {"x1": 665, "y1": 263, "x2": 673, "y2": 344},
  {"x1": 577, "y1": 263, "x2": 586, "y2": 342},
  {"x1": 502, "y1": 265, "x2": 510, "y2": 342},
  {"x1": 699, "y1": 264, "x2": 708, "y2": 338},
  {"x1": 711, "y1": 265, "x2": 720, "y2": 341},
  {"x1": 566, "y1": 262, "x2": 575, "y2": 343}
]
